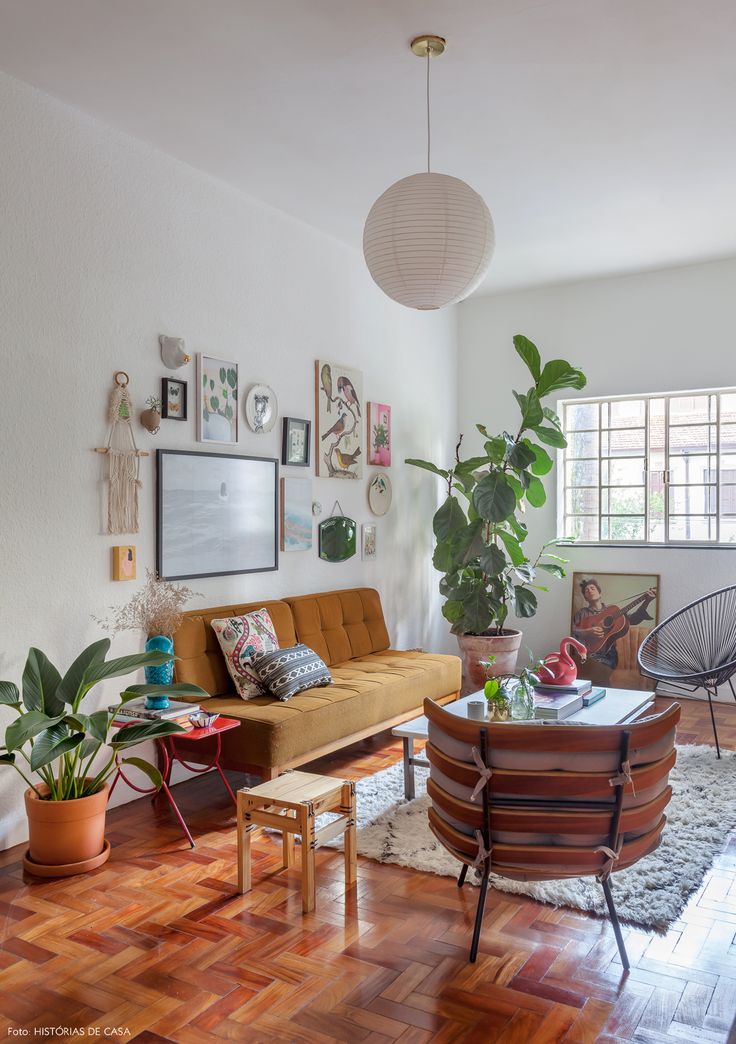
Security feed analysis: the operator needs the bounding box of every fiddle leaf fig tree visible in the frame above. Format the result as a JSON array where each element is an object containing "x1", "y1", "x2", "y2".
[{"x1": 406, "y1": 335, "x2": 586, "y2": 636}]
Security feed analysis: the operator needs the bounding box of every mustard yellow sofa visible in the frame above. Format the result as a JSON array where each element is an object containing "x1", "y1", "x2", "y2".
[{"x1": 173, "y1": 587, "x2": 461, "y2": 778}]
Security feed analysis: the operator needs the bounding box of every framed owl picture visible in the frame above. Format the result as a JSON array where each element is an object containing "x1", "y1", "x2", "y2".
[{"x1": 161, "y1": 377, "x2": 188, "y2": 421}]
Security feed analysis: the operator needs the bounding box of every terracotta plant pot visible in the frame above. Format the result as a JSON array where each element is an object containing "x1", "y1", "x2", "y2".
[
  {"x1": 456, "y1": 630, "x2": 523, "y2": 695},
  {"x1": 24, "y1": 781, "x2": 110, "y2": 877},
  {"x1": 140, "y1": 408, "x2": 161, "y2": 434}
]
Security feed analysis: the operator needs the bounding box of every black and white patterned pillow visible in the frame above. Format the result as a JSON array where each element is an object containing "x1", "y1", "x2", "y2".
[{"x1": 251, "y1": 643, "x2": 332, "y2": 701}]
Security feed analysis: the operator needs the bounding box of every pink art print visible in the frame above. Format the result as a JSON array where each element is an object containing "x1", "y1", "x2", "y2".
[{"x1": 368, "y1": 402, "x2": 391, "y2": 467}]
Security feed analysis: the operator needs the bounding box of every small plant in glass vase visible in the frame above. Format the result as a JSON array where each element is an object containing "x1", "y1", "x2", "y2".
[{"x1": 482, "y1": 653, "x2": 542, "y2": 721}]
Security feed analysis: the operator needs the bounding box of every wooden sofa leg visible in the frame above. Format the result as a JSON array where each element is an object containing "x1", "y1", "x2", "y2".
[{"x1": 260, "y1": 766, "x2": 280, "y2": 782}]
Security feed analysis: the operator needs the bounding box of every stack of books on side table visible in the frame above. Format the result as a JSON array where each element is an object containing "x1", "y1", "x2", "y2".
[
  {"x1": 533, "y1": 679, "x2": 606, "y2": 720},
  {"x1": 110, "y1": 698, "x2": 201, "y2": 730}
]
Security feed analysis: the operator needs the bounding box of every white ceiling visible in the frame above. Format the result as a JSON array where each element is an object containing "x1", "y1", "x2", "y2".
[{"x1": 1, "y1": 0, "x2": 735, "y2": 293}]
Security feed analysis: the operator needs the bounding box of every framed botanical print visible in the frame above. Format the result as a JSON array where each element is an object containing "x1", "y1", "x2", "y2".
[
  {"x1": 367, "y1": 402, "x2": 391, "y2": 466},
  {"x1": 161, "y1": 377, "x2": 187, "y2": 421},
  {"x1": 197, "y1": 354, "x2": 238, "y2": 444},
  {"x1": 281, "y1": 417, "x2": 311, "y2": 467},
  {"x1": 362, "y1": 523, "x2": 377, "y2": 561}
]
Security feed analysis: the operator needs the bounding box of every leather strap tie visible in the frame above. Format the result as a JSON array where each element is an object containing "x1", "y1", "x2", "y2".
[
  {"x1": 595, "y1": 838, "x2": 623, "y2": 882},
  {"x1": 473, "y1": 829, "x2": 492, "y2": 869},
  {"x1": 470, "y1": 745, "x2": 492, "y2": 802},
  {"x1": 609, "y1": 759, "x2": 636, "y2": 796}
]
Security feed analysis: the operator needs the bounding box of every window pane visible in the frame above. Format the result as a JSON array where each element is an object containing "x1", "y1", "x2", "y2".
[
  {"x1": 610, "y1": 399, "x2": 645, "y2": 426},
  {"x1": 568, "y1": 430, "x2": 598, "y2": 457},
  {"x1": 721, "y1": 394, "x2": 736, "y2": 426},
  {"x1": 721, "y1": 424, "x2": 736, "y2": 454},
  {"x1": 720, "y1": 455, "x2": 736, "y2": 481},
  {"x1": 669, "y1": 485, "x2": 716, "y2": 514},
  {"x1": 604, "y1": 487, "x2": 646, "y2": 514},
  {"x1": 720, "y1": 484, "x2": 736, "y2": 515},
  {"x1": 649, "y1": 517, "x2": 666, "y2": 542},
  {"x1": 566, "y1": 488, "x2": 598, "y2": 514},
  {"x1": 669, "y1": 394, "x2": 714, "y2": 423},
  {"x1": 566, "y1": 459, "x2": 598, "y2": 486},
  {"x1": 602, "y1": 517, "x2": 645, "y2": 541},
  {"x1": 565, "y1": 402, "x2": 598, "y2": 430},
  {"x1": 565, "y1": 516, "x2": 598, "y2": 541},
  {"x1": 669, "y1": 428, "x2": 716, "y2": 454},
  {"x1": 669, "y1": 454, "x2": 714, "y2": 484},
  {"x1": 719, "y1": 518, "x2": 736, "y2": 543},
  {"x1": 602, "y1": 428, "x2": 645, "y2": 456},
  {"x1": 605, "y1": 458, "x2": 646, "y2": 485},
  {"x1": 669, "y1": 516, "x2": 716, "y2": 542}
]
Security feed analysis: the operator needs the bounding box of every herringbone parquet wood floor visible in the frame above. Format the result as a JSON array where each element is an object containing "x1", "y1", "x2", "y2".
[{"x1": 1, "y1": 697, "x2": 735, "y2": 1043}]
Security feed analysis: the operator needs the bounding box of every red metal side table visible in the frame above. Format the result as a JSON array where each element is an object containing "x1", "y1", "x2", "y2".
[{"x1": 109, "y1": 716, "x2": 240, "y2": 848}]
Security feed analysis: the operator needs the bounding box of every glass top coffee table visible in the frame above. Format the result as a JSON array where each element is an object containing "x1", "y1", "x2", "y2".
[{"x1": 392, "y1": 688, "x2": 655, "y2": 800}]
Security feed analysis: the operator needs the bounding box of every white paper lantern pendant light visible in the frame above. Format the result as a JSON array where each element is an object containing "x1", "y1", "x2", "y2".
[{"x1": 363, "y1": 35, "x2": 495, "y2": 311}]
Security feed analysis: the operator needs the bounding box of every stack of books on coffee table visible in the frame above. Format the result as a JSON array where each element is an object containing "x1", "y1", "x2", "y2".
[{"x1": 533, "y1": 679, "x2": 606, "y2": 720}]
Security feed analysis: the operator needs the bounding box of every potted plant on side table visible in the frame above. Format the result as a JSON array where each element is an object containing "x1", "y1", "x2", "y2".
[
  {"x1": 407, "y1": 334, "x2": 586, "y2": 692},
  {"x1": 0, "y1": 639, "x2": 207, "y2": 877}
]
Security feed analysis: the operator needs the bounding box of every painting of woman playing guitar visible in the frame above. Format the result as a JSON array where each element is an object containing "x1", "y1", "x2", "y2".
[{"x1": 571, "y1": 573, "x2": 659, "y2": 679}]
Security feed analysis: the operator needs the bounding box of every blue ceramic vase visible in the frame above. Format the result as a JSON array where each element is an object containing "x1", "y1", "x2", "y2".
[{"x1": 144, "y1": 635, "x2": 174, "y2": 686}]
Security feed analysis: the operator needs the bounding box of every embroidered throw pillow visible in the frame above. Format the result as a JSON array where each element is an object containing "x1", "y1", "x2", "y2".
[
  {"x1": 210, "y1": 608, "x2": 280, "y2": 700},
  {"x1": 252, "y1": 644, "x2": 332, "y2": 702}
]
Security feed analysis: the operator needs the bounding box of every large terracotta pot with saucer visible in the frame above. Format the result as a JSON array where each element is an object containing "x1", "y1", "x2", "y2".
[
  {"x1": 23, "y1": 782, "x2": 111, "y2": 878},
  {"x1": 456, "y1": 630, "x2": 523, "y2": 695}
]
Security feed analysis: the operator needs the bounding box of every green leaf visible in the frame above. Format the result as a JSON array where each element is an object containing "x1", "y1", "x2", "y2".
[
  {"x1": 433, "y1": 497, "x2": 467, "y2": 542},
  {"x1": 77, "y1": 736, "x2": 101, "y2": 760},
  {"x1": 83, "y1": 650, "x2": 174, "y2": 686},
  {"x1": 22, "y1": 649, "x2": 63, "y2": 715},
  {"x1": 454, "y1": 456, "x2": 489, "y2": 475},
  {"x1": 514, "y1": 564, "x2": 536, "y2": 582},
  {"x1": 4, "y1": 712, "x2": 65, "y2": 752},
  {"x1": 513, "y1": 389, "x2": 544, "y2": 429},
  {"x1": 514, "y1": 587, "x2": 538, "y2": 618},
  {"x1": 87, "y1": 710, "x2": 111, "y2": 743},
  {"x1": 526, "y1": 441, "x2": 554, "y2": 476},
  {"x1": 0, "y1": 682, "x2": 21, "y2": 708},
  {"x1": 525, "y1": 476, "x2": 547, "y2": 508},
  {"x1": 538, "y1": 562, "x2": 566, "y2": 578},
  {"x1": 479, "y1": 543, "x2": 506, "y2": 576},
  {"x1": 120, "y1": 756, "x2": 163, "y2": 790},
  {"x1": 484, "y1": 437, "x2": 508, "y2": 464},
  {"x1": 536, "y1": 359, "x2": 587, "y2": 398},
  {"x1": 513, "y1": 335, "x2": 541, "y2": 381},
  {"x1": 441, "y1": 600, "x2": 464, "y2": 623},
  {"x1": 405, "y1": 458, "x2": 450, "y2": 480},
  {"x1": 507, "y1": 515, "x2": 529, "y2": 542},
  {"x1": 457, "y1": 586, "x2": 493, "y2": 635},
  {"x1": 508, "y1": 441, "x2": 536, "y2": 471},
  {"x1": 109, "y1": 719, "x2": 187, "y2": 749},
  {"x1": 496, "y1": 529, "x2": 525, "y2": 567},
  {"x1": 57, "y1": 639, "x2": 110, "y2": 706},
  {"x1": 120, "y1": 682, "x2": 210, "y2": 700},
  {"x1": 0, "y1": 752, "x2": 16, "y2": 766},
  {"x1": 533, "y1": 425, "x2": 567, "y2": 449},
  {"x1": 30, "y1": 724, "x2": 85, "y2": 772},
  {"x1": 433, "y1": 540, "x2": 456, "y2": 573},
  {"x1": 473, "y1": 473, "x2": 516, "y2": 523}
]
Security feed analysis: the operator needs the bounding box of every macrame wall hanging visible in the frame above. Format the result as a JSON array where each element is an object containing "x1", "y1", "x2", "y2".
[{"x1": 95, "y1": 371, "x2": 149, "y2": 535}]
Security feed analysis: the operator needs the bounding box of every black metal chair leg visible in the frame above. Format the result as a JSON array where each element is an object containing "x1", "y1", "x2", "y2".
[
  {"x1": 729, "y1": 678, "x2": 736, "y2": 703},
  {"x1": 469, "y1": 866, "x2": 490, "y2": 963},
  {"x1": 705, "y1": 687, "x2": 721, "y2": 759},
  {"x1": 601, "y1": 876, "x2": 630, "y2": 971},
  {"x1": 457, "y1": 863, "x2": 468, "y2": 888}
]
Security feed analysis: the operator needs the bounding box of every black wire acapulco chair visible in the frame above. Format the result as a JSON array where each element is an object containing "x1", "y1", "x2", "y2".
[{"x1": 638, "y1": 585, "x2": 736, "y2": 758}]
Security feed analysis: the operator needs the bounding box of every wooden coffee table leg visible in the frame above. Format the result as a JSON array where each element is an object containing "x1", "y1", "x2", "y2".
[
  {"x1": 342, "y1": 781, "x2": 357, "y2": 886},
  {"x1": 237, "y1": 794, "x2": 252, "y2": 894},
  {"x1": 299, "y1": 801, "x2": 316, "y2": 913},
  {"x1": 282, "y1": 816, "x2": 295, "y2": 869}
]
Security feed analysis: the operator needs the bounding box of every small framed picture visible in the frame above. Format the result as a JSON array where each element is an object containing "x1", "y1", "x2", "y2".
[
  {"x1": 161, "y1": 378, "x2": 187, "y2": 421},
  {"x1": 282, "y1": 417, "x2": 311, "y2": 467},
  {"x1": 362, "y1": 523, "x2": 377, "y2": 561},
  {"x1": 112, "y1": 545, "x2": 136, "y2": 581},
  {"x1": 197, "y1": 354, "x2": 238, "y2": 445}
]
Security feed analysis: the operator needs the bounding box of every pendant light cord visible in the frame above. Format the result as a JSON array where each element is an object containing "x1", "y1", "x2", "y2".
[{"x1": 426, "y1": 51, "x2": 431, "y2": 173}]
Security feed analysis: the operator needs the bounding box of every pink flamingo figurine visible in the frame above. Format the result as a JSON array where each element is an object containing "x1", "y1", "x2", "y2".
[{"x1": 538, "y1": 636, "x2": 587, "y2": 686}]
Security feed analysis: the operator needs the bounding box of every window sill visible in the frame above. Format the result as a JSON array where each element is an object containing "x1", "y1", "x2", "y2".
[{"x1": 557, "y1": 541, "x2": 736, "y2": 551}]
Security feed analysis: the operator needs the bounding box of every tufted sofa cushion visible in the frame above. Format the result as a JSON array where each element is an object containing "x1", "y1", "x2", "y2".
[{"x1": 285, "y1": 588, "x2": 390, "y2": 666}]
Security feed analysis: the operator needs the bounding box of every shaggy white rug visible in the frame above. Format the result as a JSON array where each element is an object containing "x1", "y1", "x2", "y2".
[{"x1": 325, "y1": 744, "x2": 736, "y2": 932}]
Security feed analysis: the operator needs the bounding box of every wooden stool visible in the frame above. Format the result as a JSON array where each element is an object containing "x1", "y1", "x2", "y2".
[{"x1": 236, "y1": 770, "x2": 357, "y2": 913}]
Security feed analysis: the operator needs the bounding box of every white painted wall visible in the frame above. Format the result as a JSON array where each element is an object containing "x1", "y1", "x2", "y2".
[
  {"x1": 0, "y1": 71, "x2": 458, "y2": 850},
  {"x1": 458, "y1": 258, "x2": 736, "y2": 663}
]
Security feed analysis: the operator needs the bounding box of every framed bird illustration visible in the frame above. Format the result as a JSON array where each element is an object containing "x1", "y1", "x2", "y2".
[{"x1": 315, "y1": 359, "x2": 364, "y2": 479}]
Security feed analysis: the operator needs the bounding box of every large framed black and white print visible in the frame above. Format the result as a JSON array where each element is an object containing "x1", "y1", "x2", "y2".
[{"x1": 156, "y1": 449, "x2": 278, "y2": 580}]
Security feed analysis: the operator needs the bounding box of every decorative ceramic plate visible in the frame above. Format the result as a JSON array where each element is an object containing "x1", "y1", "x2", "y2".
[
  {"x1": 245, "y1": 384, "x2": 278, "y2": 433},
  {"x1": 368, "y1": 474, "x2": 392, "y2": 516}
]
